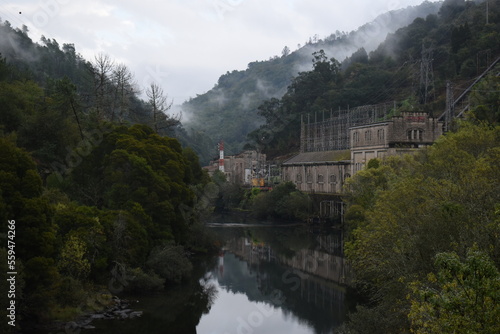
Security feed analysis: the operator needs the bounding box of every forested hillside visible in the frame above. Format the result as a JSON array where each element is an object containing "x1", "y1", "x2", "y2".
[
  {"x1": 1, "y1": 0, "x2": 499, "y2": 332},
  {"x1": 248, "y1": 0, "x2": 500, "y2": 158},
  {"x1": 180, "y1": 1, "x2": 443, "y2": 163},
  {"x1": 342, "y1": 113, "x2": 500, "y2": 333},
  {"x1": 0, "y1": 20, "x2": 216, "y2": 332}
]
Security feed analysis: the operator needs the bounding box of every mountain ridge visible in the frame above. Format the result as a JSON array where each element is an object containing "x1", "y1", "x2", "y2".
[{"x1": 179, "y1": 1, "x2": 444, "y2": 163}]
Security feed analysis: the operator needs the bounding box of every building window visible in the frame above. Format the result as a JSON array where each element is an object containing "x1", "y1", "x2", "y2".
[
  {"x1": 329, "y1": 174, "x2": 337, "y2": 184},
  {"x1": 317, "y1": 174, "x2": 324, "y2": 184},
  {"x1": 306, "y1": 173, "x2": 313, "y2": 184},
  {"x1": 344, "y1": 173, "x2": 351, "y2": 181},
  {"x1": 365, "y1": 130, "x2": 372, "y2": 142},
  {"x1": 353, "y1": 131, "x2": 359, "y2": 143},
  {"x1": 407, "y1": 129, "x2": 424, "y2": 141},
  {"x1": 296, "y1": 173, "x2": 302, "y2": 183},
  {"x1": 378, "y1": 129, "x2": 385, "y2": 141}
]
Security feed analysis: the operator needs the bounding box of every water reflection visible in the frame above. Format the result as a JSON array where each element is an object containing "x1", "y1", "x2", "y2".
[
  {"x1": 92, "y1": 257, "x2": 218, "y2": 334},
  {"x1": 91, "y1": 226, "x2": 349, "y2": 334},
  {"x1": 197, "y1": 226, "x2": 349, "y2": 334}
]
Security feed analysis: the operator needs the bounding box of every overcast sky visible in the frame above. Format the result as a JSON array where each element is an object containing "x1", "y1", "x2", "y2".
[{"x1": 1, "y1": 0, "x2": 439, "y2": 103}]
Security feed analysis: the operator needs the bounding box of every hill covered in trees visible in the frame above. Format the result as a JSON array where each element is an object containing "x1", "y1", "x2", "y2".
[
  {"x1": 342, "y1": 117, "x2": 500, "y2": 333},
  {"x1": 246, "y1": 0, "x2": 500, "y2": 158},
  {"x1": 0, "y1": 19, "x2": 217, "y2": 332},
  {"x1": 179, "y1": 1, "x2": 443, "y2": 163}
]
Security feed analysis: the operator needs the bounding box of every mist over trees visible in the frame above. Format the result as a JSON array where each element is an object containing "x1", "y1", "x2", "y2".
[
  {"x1": 0, "y1": 19, "x2": 216, "y2": 332},
  {"x1": 1, "y1": 0, "x2": 500, "y2": 331},
  {"x1": 180, "y1": 1, "x2": 442, "y2": 163},
  {"x1": 242, "y1": 0, "x2": 500, "y2": 159}
]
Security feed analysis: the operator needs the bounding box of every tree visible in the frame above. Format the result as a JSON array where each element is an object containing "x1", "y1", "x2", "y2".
[
  {"x1": 146, "y1": 82, "x2": 179, "y2": 134},
  {"x1": 54, "y1": 77, "x2": 84, "y2": 140},
  {"x1": 90, "y1": 53, "x2": 114, "y2": 118},
  {"x1": 58, "y1": 234, "x2": 91, "y2": 280},
  {"x1": 344, "y1": 122, "x2": 500, "y2": 333},
  {"x1": 112, "y1": 63, "x2": 135, "y2": 122},
  {"x1": 409, "y1": 249, "x2": 500, "y2": 334},
  {"x1": 281, "y1": 45, "x2": 290, "y2": 57},
  {"x1": 468, "y1": 72, "x2": 500, "y2": 125},
  {"x1": 0, "y1": 138, "x2": 57, "y2": 260}
]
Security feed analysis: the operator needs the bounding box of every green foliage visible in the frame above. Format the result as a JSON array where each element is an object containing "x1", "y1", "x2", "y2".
[
  {"x1": 146, "y1": 243, "x2": 193, "y2": 284},
  {"x1": 246, "y1": 0, "x2": 500, "y2": 158},
  {"x1": 344, "y1": 122, "x2": 500, "y2": 333},
  {"x1": 0, "y1": 21, "x2": 213, "y2": 328},
  {"x1": 182, "y1": 146, "x2": 208, "y2": 185},
  {"x1": 409, "y1": 249, "x2": 500, "y2": 334},
  {"x1": 252, "y1": 182, "x2": 311, "y2": 221},
  {"x1": 58, "y1": 234, "x2": 91, "y2": 280},
  {"x1": 0, "y1": 247, "x2": 25, "y2": 333},
  {"x1": 0, "y1": 138, "x2": 56, "y2": 259},
  {"x1": 180, "y1": 3, "x2": 443, "y2": 161},
  {"x1": 468, "y1": 69, "x2": 500, "y2": 125},
  {"x1": 125, "y1": 267, "x2": 165, "y2": 292},
  {"x1": 23, "y1": 256, "x2": 61, "y2": 315},
  {"x1": 68, "y1": 124, "x2": 194, "y2": 243},
  {"x1": 366, "y1": 158, "x2": 380, "y2": 169},
  {"x1": 211, "y1": 169, "x2": 227, "y2": 185}
]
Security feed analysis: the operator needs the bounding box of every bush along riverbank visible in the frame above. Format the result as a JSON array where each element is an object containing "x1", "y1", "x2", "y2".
[
  {"x1": 205, "y1": 172, "x2": 314, "y2": 224},
  {"x1": 341, "y1": 122, "x2": 500, "y2": 334},
  {"x1": 23, "y1": 295, "x2": 142, "y2": 333},
  {"x1": 0, "y1": 124, "x2": 219, "y2": 333}
]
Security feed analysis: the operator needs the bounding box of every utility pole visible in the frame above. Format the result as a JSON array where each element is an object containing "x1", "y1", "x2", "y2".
[
  {"x1": 420, "y1": 43, "x2": 434, "y2": 105},
  {"x1": 486, "y1": 0, "x2": 489, "y2": 25},
  {"x1": 445, "y1": 81, "x2": 454, "y2": 132}
]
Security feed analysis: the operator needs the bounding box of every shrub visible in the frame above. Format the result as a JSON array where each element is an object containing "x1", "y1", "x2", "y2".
[{"x1": 146, "y1": 244, "x2": 193, "y2": 283}]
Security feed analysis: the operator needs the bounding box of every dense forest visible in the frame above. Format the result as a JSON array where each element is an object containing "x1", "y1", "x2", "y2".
[
  {"x1": 0, "y1": 18, "x2": 218, "y2": 333},
  {"x1": 180, "y1": 1, "x2": 443, "y2": 163},
  {"x1": 342, "y1": 118, "x2": 500, "y2": 333},
  {"x1": 248, "y1": 0, "x2": 500, "y2": 159},
  {"x1": 1, "y1": 0, "x2": 500, "y2": 332},
  {"x1": 336, "y1": 1, "x2": 500, "y2": 332}
]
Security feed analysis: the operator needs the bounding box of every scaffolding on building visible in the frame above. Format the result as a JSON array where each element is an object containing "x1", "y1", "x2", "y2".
[{"x1": 300, "y1": 101, "x2": 398, "y2": 153}]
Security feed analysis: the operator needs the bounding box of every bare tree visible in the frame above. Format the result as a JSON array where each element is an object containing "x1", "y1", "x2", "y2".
[
  {"x1": 91, "y1": 53, "x2": 115, "y2": 118},
  {"x1": 111, "y1": 63, "x2": 135, "y2": 122},
  {"x1": 146, "y1": 82, "x2": 180, "y2": 134}
]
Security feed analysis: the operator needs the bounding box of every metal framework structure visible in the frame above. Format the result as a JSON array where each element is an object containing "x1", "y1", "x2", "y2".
[
  {"x1": 300, "y1": 101, "x2": 398, "y2": 153},
  {"x1": 439, "y1": 55, "x2": 500, "y2": 127}
]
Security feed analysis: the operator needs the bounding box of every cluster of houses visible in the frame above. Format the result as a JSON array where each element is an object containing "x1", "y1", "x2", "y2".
[{"x1": 203, "y1": 111, "x2": 443, "y2": 195}]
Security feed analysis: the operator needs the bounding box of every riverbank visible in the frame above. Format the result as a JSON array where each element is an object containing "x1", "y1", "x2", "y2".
[{"x1": 22, "y1": 295, "x2": 141, "y2": 333}]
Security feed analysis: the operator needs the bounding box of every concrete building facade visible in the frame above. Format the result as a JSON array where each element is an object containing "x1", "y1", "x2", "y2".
[
  {"x1": 203, "y1": 150, "x2": 267, "y2": 185},
  {"x1": 282, "y1": 111, "x2": 443, "y2": 194},
  {"x1": 281, "y1": 150, "x2": 351, "y2": 194},
  {"x1": 350, "y1": 112, "x2": 443, "y2": 174}
]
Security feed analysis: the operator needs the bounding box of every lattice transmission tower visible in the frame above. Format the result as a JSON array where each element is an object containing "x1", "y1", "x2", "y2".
[{"x1": 419, "y1": 44, "x2": 435, "y2": 105}]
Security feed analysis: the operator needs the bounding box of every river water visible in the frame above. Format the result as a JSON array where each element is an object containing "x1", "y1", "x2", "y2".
[{"x1": 93, "y1": 224, "x2": 350, "y2": 334}]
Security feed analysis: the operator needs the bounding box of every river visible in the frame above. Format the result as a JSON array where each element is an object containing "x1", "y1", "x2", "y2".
[{"x1": 93, "y1": 224, "x2": 351, "y2": 333}]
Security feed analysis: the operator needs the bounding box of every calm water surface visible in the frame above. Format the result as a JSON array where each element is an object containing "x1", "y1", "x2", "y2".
[{"x1": 93, "y1": 225, "x2": 350, "y2": 334}]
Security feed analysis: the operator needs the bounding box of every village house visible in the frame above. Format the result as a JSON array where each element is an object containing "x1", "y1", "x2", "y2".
[{"x1": 203, "y1": 150, "x2": 267, "y2": 186}]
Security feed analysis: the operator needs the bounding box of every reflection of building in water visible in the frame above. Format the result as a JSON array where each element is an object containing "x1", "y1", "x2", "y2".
[
  {"x1": 279, "y1": 249, "x2": 349, "y2": 285},
  {"x1": 218, "y1": 250, "x2": 224, "y2": 277},
  {"x1": 225, "y1": 236, "x2": 350, "y2": 285},
  {"x1": 221, "y1": 236, "x2": 348, "y2": 326},
  {"x1": 294, "y1": 271, "x2": 346, "y2": 315}
]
